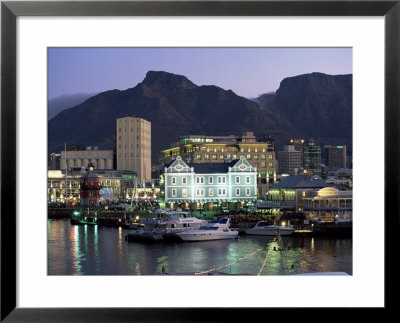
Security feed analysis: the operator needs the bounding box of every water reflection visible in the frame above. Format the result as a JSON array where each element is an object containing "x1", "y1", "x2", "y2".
[{"x1": 48, "y1": 219, "x2": 352, "y2": 276}]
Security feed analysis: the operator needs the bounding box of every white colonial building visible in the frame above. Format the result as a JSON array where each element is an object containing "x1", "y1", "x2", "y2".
[{"x1": 162, "y1": 155, "x2": 257, "y2": 209}]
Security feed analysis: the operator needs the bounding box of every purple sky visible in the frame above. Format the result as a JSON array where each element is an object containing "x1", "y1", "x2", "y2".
[{"x1": 48, "y1": 47, "x2": 352, "y2": 100}]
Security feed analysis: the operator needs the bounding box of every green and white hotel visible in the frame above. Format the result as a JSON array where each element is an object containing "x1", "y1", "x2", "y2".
[{"x1": 161, "y1": 155, "x2": 257, "y2": 210}]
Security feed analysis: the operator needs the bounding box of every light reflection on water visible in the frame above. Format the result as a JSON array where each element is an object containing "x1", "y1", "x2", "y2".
[{"x1": 48, "y1": 219, "x2": 352, "y2": 276}]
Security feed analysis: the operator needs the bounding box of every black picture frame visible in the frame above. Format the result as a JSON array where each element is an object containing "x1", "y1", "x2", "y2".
[{"x1": 1, "y1": 0, "x2": 398, "y2": 321}]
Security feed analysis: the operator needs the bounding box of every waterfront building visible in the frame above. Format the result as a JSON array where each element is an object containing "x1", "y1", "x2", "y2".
[
  {"x1": 162, "y1": 155, "x2": 257, "y2": 211},
  {"x1": 277, "y1": 145, "x2": 303, "y2": 176},
  {"x1": 303, "y1": 138, "x2": 322, "y2": 176},
  {"x1": 60, "y1": 145, "x2": 114, "y2": 170},
  {"x1": 303, "y1": 186, "x2": 352, "y2": 222},
  {"x1": 48, "y1": 167, "x2": 159, "y2": 206},
  {"x1": 324, "y1": 145, "x2": 347, "y2": 171},
  {"x1": 266, "y1": 175, "x2": 327, "y2": 213},
  {"x1": 160, "y1": 132, "x2": 276, "y2": 198},
  {"x1": 116, "y1": 117, "x2": 151, "y2": 180}
]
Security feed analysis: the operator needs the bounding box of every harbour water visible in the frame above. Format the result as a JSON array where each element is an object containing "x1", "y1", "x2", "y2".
[{"x1": 48, "y1": 219, "x2": 352, "y2": 276}]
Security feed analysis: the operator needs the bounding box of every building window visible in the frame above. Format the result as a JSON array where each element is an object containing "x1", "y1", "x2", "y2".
[
  {"x1": 209, "y1": 188, "x2": 213, "y2": 196},
  {"x1": 212, "y1": 155, "x2": 217, "y2": 160},
  {"x1": 218, "y1": 176, "x2": 226, "y2": 184},
  {"x1": 268, "y1": 170, "x2": 273, "y2": 176},
  {"x1": 227, "y1": 154, "x2": 231, "y2": 159},
  {"x1": 196, "y1": 154, "x2": 201, "y2": 160},
  {"x1": 246, "y1": 188, "x2": 250, "y2": 196},
  {"x1": 247, "y1": 154, "x2": 251, "y2": 159},
  {"x1": 218, "y1": 188, "x2": 226, "y2": 196},
  {"x1": 235, "y1": 176, "x2": 240, "y2": 184},
  {"x1": 196, "y1": 189, "x2": 205, "y2": 196},
  {"x1": 236, "y1": 188, "x2": 240, "y2": 196},
  {"x1": 246, "y1": 176, "x2": 250, "y2": 184},
  {"x1": 182, "y1": 177, "x2": 187, "y2": 185},
  {"x1": 205, "y1": 154, "x2": 210, "y2": 160},
  {"x1": 182, "y1": 189, "x2": 187, "y2": 197},
  {"x1": 196, "y1": 177, "x2": 204, "y2": 184},
  {"x1": 233, "y1": 154, "x2": 237, "y2": 159},
  {"x1": 268, "y1": 154, "x2": 273, "y2": 160},
  {"x1": 261, "y1": 154, "x2": 266, "y2": 159},
  {"x1": 172, "y1": 177, "x2": 176, "y2": 185},
  {"x1": 219, "y1": 155, "x2": 224, "y2": 159},
  {"x1": 254, "y1": 155, "x2": 258, "y2": 160},
  {"x1": 172, "y1": 189, "x2": 177, "y2": 197},
  {"x1": 209, "y1": 177, "x2": 213, "y2": 184},
  {"x1": 268, "y1": 162, "x2": 273, "y2": 168}
]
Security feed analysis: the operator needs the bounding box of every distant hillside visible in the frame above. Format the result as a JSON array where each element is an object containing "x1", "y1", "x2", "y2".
[
  {"x1": 253, "y1": 73, "x2": 353, "y2": 152},
  {"x1": 48, "y1": 71, "x2": 352, "y2": 163},
  {"x1": 48, "y1": 93, "x2": 97, "y2": 120}
]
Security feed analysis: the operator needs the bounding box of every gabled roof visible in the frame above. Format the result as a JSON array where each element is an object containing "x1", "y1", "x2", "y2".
[
  {"x1": 188, "y1": 160, "x2": 239, "y2": 174},
  {"x1": 272, "y1": 175, "x2": 327, "y2": 189}
]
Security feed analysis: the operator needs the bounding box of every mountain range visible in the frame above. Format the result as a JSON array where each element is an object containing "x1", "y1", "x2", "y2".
[
  {"x1": 48, "y1": 71, "x2": 352, "y2": 164},
  {"x1": 48, "y1": 92, "x2": 97, "y2": 120}
]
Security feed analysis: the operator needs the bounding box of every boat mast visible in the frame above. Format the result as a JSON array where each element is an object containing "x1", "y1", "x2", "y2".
[{"x1": 65, "y1": 142, "x2": 67, "y2": 205}]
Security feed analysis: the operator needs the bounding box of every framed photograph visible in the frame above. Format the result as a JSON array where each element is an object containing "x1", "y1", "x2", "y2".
[{"x1": 1, "y1": 0, "x2": 398, "y2": 321}]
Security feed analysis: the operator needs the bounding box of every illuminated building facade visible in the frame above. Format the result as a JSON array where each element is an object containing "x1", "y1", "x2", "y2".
[
  {"x1": 303, "y1": 138, "x2": 322, "y2": 176},
  {"x1": 303, "y1": 187, "x2": 352, "y2": 222},
  {"x1": 160, "y1": 132, "x2": 276, "y2": 198},
  {"x1": 47, "y1": 167, "x2": 157, "y2": 206},
  {"x1": 116, "y1": 117, "x2": 151, "y2": 180},
  {"x1": 162, "y1": 155, "x2": 257, "y2": 210},
  {"x1": 266, "y1": 175, "x2": 327, "y2": 213}
]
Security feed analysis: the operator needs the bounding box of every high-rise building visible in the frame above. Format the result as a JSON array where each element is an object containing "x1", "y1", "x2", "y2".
[
  {"x1": 116, "y1": 117, "x2": 151, "y2": 180},
  {"x1": 324, "y1": 145, "x2": 347, "y2": 171},
  {"x1": 303, "y1": 138, "x2": 322, "y2": 176},
  {"x1": 277, "y1": 145, "x2": 303, "y2": 176}
]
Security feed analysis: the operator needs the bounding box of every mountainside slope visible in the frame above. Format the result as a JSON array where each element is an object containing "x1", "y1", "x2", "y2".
[{"x1": 48, "y1": 71, "x2": 352, "y2": 163}]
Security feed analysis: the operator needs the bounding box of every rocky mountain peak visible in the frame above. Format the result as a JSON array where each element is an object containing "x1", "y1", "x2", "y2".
[{"x1": 142, "y1": 70, "x2": 197, "y2": 90}]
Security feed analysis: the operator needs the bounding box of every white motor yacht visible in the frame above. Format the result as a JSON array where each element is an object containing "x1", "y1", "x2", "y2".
[
  {"x1": 127, "y1": 210, "x2": 207, "y2": 242},
  {"x1": 153, "y1": 216, "x2": 208, "y2": 237},
  {"x1": 177, "y1": 218, "x2": 239, "y2": 241},
  {"x1": 245, "y1": 221, "x2": 295, "y2": 236}
]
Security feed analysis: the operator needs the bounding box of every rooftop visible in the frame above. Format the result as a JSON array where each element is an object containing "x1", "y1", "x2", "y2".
[{"x1": 272, "y1": 175, "x2": 327, "y2": 189}]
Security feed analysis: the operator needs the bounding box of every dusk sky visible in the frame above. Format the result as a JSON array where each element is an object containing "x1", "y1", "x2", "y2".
[{"x1": 48, "y1": 47, "x2": 352, "y2": 100}]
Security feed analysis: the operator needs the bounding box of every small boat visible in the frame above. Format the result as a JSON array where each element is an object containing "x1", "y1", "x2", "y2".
[
  {"x1": 177, "y1": 218, "x2": 238, "y2": 242},
  {"x1": 245, "y1": 221, "x2": 295, "y2": 236},
  {"x1": 70, "y1": 210, "x2": 97, "y2": 225}
]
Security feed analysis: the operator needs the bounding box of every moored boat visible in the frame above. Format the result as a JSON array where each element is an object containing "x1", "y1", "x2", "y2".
[
  {"x1": 245, "y1": 221, "x2": 295, "y2": 236},
  {"x1": 126, "y1": 210, "x2": 207, "y2": 242},
  {"x1": 70, "y1": 210, "x2": 98, "y2": 225},
  {"x1": 177, "y1": 218, "x2": 238, "y2": 242}
]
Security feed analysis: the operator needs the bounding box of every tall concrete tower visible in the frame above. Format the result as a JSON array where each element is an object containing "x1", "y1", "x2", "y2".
[{"x1": 116, "y1": 117, "x2": 151, "y2": 180}]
